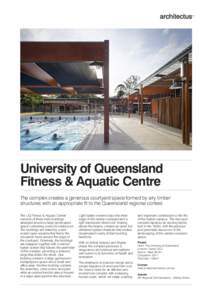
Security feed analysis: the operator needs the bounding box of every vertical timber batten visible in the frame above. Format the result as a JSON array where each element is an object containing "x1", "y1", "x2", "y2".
[
  {"x1": 140, "y1": 85, "x2": 144, "y2": 124},
  {"x1": 128, "y1": 95, "x2": 131, "y2": 118},
  {"x1": 182, "y1": 54, "x2": 190, "y2": 145},
  {"x1": 103, "y1": 40, "x2": 109, "y2": 144}
]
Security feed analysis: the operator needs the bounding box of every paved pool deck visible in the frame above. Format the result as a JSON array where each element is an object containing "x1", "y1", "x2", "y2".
[{"x1": 79, "y1": 115, "x2": 192, "y2": 150}]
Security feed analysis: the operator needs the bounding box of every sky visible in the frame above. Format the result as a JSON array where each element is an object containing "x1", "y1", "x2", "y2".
[{"x1": 21, "y1": 29, "x2": 192, "y2": 96}]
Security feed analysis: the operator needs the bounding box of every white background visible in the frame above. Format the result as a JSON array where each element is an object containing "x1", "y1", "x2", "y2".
[{"x1": 1, "y1": 0, "x2": 212, "y2": 299}]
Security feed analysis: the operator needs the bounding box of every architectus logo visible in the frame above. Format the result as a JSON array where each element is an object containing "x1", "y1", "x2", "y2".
[{"x1": 160, "y1": 14, "x2": 193, "y2": 19}]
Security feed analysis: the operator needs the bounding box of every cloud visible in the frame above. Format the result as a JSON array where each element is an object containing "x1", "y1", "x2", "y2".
[
  {"x1": 141, "y1": 31, "x2": 191, "y2": 77},
  {"x1": 21, "y1": 29, "x2": 58, "y2": 41},
  {"x1": 128, "y1": 41, "x2": 146, "y2": 57},
  {"x1": 162, "y1": 28, "x2": 170, "y2": 35}
]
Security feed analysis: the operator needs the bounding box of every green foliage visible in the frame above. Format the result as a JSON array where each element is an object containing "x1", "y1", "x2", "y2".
[
  {"x1": 55, "y1": 93, "x2": 100, "y2": 99},
  {"x1": 21, "y1": 94, "x2": 43, "y2": 109},
  {"x1": 115, "y1": 75, "x2": 140, "y2": 97},
  {"x1": 115, "y1": 84, "x2": 126, "y2": 98}
]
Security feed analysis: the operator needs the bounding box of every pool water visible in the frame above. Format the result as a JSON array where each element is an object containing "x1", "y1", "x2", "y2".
[{"x1": 20, "y1": 115, "x2": 100, "y2": 150}]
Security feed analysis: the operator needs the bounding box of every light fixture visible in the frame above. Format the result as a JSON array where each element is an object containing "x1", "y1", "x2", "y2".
[
  {"x1": 155, "y1": 74, "x2": 166, "y2": 78},
  {"x1": 180, "y1": 62, "x2": 184, "y2": 77},
  {"x1": 169, "y1": 80, "x2": 182, "y2": 90},
  {"x1": 89, "y1": 61, "x2": 103, "y2": 79}
]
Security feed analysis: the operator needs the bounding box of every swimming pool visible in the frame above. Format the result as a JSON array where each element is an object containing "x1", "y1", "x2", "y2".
[{"x1": 20, "y1": 115, "x2": 100, "y2": 150}]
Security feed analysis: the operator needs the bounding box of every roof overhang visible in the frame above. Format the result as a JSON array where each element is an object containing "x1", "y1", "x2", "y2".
[
  {"x1": 21, "y1": 42, "x2": 106, "y2": 96},
  {"x1": 138, "y1": 44, "x2": 192, "y2": 95}
]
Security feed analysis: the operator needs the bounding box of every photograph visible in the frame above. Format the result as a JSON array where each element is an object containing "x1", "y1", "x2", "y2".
[{"x1": 20, "y1": 29, "x2": 192, "y2": 150}]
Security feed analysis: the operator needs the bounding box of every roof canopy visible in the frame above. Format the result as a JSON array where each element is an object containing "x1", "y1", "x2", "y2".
[
  {"x1": 21, "y1": 42, "x2": 106, "y2": 95},
  {"x1": 138, "y1": 44, "x2": 192, "y2": 96}
]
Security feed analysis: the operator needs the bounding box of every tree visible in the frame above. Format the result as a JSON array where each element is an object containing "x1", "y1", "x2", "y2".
[
  {"x1": 115, "y1": 75, "x2": 140, "y2": 97},
  {"x1": 123, "y1": 75, "x2": 140, "y2": 95},
  {"x1": 21, "y1": 94, "x2": 43, "y2": 111},
  {"x1": 115, "y1": 84, "x2": 126, "y2": 98}
]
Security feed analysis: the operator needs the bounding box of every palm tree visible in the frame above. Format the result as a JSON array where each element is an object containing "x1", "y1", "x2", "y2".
[
  {"x1": 115, "y1": 75, "x2": 141, "y2": 114},
  {"x1": 115, "y1": 84, "x2": 126, "y2": 98},
  {"x1": 115, "y1": 75, "x2": 140, "y2": 97}
]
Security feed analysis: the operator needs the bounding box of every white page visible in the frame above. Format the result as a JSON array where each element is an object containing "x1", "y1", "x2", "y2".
[{"x1": 1, "y1": 1, "x2": 211, "y2": 299}]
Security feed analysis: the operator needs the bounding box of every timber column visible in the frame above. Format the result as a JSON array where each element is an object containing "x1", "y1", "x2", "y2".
[
  {"x1": 182, "y1": 54, "x2": 190, "y2": 145},
  {"x1": 104, "y1": 40, "x2": 109, "y2": 144},
  {"x1": 43, "y1": 100, "x2": 46, "y2": 114},
  {"x1": 137, "y1": 94, "x2": 140, "y2": 116}
]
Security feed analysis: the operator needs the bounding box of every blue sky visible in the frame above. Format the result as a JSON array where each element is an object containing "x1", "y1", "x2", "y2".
[{"x1": 21, "y1": 29, "x2": 192, "y2": 95}]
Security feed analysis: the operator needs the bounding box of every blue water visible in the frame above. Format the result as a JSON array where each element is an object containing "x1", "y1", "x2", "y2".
[{"x1": 20, "y1": 115, "x2": 99, "y2": 150}]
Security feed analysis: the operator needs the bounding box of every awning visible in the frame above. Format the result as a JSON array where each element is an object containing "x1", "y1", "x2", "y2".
[{"x1": 21, "y1": 42, "x2": 106, "y2": 96}]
